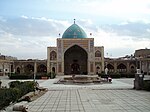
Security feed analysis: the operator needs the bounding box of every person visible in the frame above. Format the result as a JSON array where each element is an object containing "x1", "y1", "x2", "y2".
[
  {"x1": 104, "y1": 68, "x2": 109, "y2": 80},
  {"x1": 0, "y1": 79, "x2": 2, "y2": 88},
  {"x1": 105, "y1": 68, "x2": 108, "y2": 75},
  {"x1": 108, "y1": 76, "x2": 112, "y2": 82}
]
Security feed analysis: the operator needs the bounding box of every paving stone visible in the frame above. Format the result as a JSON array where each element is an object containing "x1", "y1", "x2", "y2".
[{"x1": 2, "y1": 76, "x2": 150, "y2": 112}]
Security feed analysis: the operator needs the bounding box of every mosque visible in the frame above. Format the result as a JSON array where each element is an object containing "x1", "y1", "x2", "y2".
[
  {"x1": 47, "y1": 20, "x2": 104, "y2": 75},
  {"x1": 0, "y1": 20, "x2": 150, "y2": 77}
]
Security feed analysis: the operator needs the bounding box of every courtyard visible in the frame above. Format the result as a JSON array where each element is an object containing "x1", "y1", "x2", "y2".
[{"x1": 1, "y1": 76, "x2": 150, "y2": 112}]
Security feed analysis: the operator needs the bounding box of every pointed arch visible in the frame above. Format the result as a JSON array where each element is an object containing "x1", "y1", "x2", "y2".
[
  {"x1": 64, "y1": 45, "x2": 88, "y2": 75},
  {"x1": 117, "y1": 63, "x2": 127, "y2": 72},
  {"x1": 107, "y1": 64, "x2": 114, "y2": 72},
  {"x1": 130, "y1": 64, "x2": 136, "y2": 73},
  {"x1": 25, "y1": 64, "x2": 34, "y2": 73},
  {"x1": 64, "y1": 43, "x2": 87, "y2": 54},
  {"x1": 37, "y1": 64, "x2": 47, "y2": 73},
  {"x1": 16, "y1": 67, "x2": 21, "y2": 74},
  {"x1": 50, "y1": 51, "x2": 57, "y2": 60},
  {"x1": 95, "y1": 50, "x2": 101, "y2": 57}
]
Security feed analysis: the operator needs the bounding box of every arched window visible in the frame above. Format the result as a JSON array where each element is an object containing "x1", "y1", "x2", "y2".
[
  {"x1": 16, "y1": 67, "x2": 20, "y2": 74},
  {"x1": 130, "y1": 65, "x2": 135, "y2": 73},
  {"x1": 117, "y1": 63, "x2": 127, "y2": 72},
  {"x1": 37, "y1": 64, "x2": 47, "y2": 73},
  {"x1": 95, "y1": 50, "x2": 101, "y2": 57},
  {"x1": 107, "y1": 64, "x2": 114, "y2": 72},
  {"x1": 50, "y1": 51, "x2": 57, "y2": 60},
  {"x1": 25, "y1": 64, "x2": 34, "y2": 73}
]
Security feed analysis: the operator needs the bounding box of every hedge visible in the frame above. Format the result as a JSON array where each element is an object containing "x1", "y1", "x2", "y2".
[
  {"x1": 0, "y1": 81, "x2": 35, "y2": 110},
  {"x1": 99, "y1": 72, "x2": 135, "y2": 78},
  {"x1": 99, "y1": 72, "x2": 121, "y2": 78},
  {"x1": 8, "y1": 73, "x2": 55, "y2": 79},
  {"x1": 8, "y1": 73, "x2": 32, "y2": 79},
  {"x1": 143, "y1": 80, "x2": 150, "y2": 91}
]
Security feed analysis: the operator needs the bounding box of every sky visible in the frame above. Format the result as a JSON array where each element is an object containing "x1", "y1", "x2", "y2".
[{"x1": 0, "y1": 0, "x2": 150, "y2": 59}]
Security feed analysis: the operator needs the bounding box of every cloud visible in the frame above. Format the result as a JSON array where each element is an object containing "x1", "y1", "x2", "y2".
[
  {"x1": 92, "y1": 29, "x2": 150, "y2": 57},
  {"x1": 0, "y1": 16, "x2": 6, "y2": 22},
  {"x1": 81, "y1": 0, "x2": 150, "y2": 18},
  {"x1": 0, "y1": 16, "x2": 150, "y2": 59},
  {"x1": 81, "y1": 19, "x2": 150, "y2": 57},
  {"x1": 99, "y1": 19, "x2": 150, "y2": 38},
  {"x1": 0, "y1": 16, "x2": 70, "y2": 37},
  {"x1": 147, "y1": 29, "x2": 150, "y2": 33},
  {"x1": 0, "y1": 31, "x2": 56, "y2": 59},
  {"x1": 21, "y1": 15, "x2": 28, "y2": 19},
  {"x1": 0, "y1": 16, "x2": 64, "y2": 59}
]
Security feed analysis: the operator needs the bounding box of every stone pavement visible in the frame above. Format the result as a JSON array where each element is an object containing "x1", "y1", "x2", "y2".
[
  {"x1": 25, "y1": 89, "x2": 150, "y2": 112},
  {"x1": 24, "y1": 76, "x2": 150, "y2": 112},
  {"x1": 1, "y1": 76, "x2": 150, "y2": 112},
  {"x1": 37, "y1": 77, "x2": 134, "y2": 90}
]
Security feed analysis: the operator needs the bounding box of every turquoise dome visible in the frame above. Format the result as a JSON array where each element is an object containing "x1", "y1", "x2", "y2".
[{"x1": 62, "y1": 23, "x2": 87, "y2": 38}]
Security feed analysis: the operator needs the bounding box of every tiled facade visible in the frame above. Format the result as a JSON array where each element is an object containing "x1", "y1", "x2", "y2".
[{"x1": 47, "y1": 38, "x2": 104, "y2": 75}]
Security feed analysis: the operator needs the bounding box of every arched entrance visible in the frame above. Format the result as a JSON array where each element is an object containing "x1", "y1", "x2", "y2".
[
  {"x1": 16, "y1": 67, "x2": 21, "y2": 74},
  {"x1": 52, "y1": 67, "x2": 55, "y2": 73},
  {"x1": 64, "y1": 45, "x2": 87, "y2": 75}
]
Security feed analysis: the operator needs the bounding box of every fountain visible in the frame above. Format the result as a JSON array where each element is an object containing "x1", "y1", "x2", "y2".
[{"x1": 55, "y1": 74, "x2": 111, "y2": 84}]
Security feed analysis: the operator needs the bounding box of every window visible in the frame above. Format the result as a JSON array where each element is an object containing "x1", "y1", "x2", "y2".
[
  {"x1": 117, "y1": 63, "x2": 127, "y2": 72},
  {"x1": 50, "y1": 51, "x2": 57, "y2": 60},
  {"x1": 95, "y1": 50, "x2": 101, "y2": 57}
]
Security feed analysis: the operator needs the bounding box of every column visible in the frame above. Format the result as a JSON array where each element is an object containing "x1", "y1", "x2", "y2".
[
  {"x1": 47, "y1": 62, "x2": 50, "y2": 73},
  {"x1": 47, "y1": 47, "x2": 50, "y2": 73},
  {"x1": 88, "y1": 61, "x2": 90, "y2": 75},
  {"x1": 148, "y1": 61, "x2": 150, "y2": 74},
  {"x1": 139, "y1": 60, "x2": 142, "y2": 72},
  {"x1": 114, "y1": 62, "x2": 117, "y2": 73},
  {"x1": 146, "y1": 61, "x2": 149, "y2": 75},
  {"x1": 9, "y1": 63, "x2": 11, "y2": 75},
  {"x1": 2, "y1": 63, "x2": 5, "y2": 76},
  {"x1": 127, "y1": 62, "x2": 130, "y2": 73}
]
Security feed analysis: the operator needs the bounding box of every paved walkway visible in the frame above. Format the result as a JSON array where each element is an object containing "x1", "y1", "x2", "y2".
[
  {"x1": 25, "y1": 89, "x2": 150, "y2": 112},
  {"x1": 26, "y1": 77, "x2": 150, "y2": 112},
  {"x1": 1, "y1": 76, "x2": 150, "y2": 112}
]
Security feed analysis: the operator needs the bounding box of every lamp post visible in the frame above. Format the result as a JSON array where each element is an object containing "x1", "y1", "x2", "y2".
[
  {"x1": 34, "y1": 60, "x2": 37, "y2": 83},
  {"x1": 106, "y1": 52, "x2": 108, "y2": 66},
  {"x1": 105, "y1": 53, "x2": 108, "y2": 75}
]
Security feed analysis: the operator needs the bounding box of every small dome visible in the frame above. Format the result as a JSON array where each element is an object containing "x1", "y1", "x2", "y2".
[{"x1": 62, "y1": 23, "x2": 87, "y2": 38}]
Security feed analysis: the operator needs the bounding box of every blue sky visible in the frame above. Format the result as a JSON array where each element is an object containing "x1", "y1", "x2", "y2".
[{"x1": 0, "y1": 0, "x2": 150, "y2": 59}]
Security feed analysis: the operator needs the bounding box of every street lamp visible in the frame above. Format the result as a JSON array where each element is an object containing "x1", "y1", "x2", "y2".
[
  {"x1": 33, "y1": 60, "x2": 37, "y2": 83},
  {"x1": 105, "y1": 53, "x2": 108, "y2": 75}
]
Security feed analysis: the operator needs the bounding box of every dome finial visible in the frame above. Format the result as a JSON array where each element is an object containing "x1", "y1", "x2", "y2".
[{"x1": 74, "y1": 19, "x2": 76, "y2": 24}]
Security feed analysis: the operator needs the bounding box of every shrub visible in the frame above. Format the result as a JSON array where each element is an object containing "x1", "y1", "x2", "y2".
[
  {"x1": 47, "y1": 72, "x2": 56, "y2": 79},
  {"x1": 9, "y1": 81, "x2": 21, "y2": 88},
  {"x1": 109, "y1": 72, "x2": 121, "y2": 78},
  {"x1": 120, "y1": 73, "x2": 127, "y2": 77},
  {"x1": 9, "y1": 81, "x2": 35, "y2": 95},
  {"x1": 35, "y1": 73, "x2": 48, "y2": 79},
  {"x1": 50, "y1": 72, "x2": 56, "y2": 79},
  {"x1": 0, "y1": 88, "x2": 21, "y2": 110},
  {"x1": 98, "y1": 71, "x2": 105, "y2": 77},
  {"x1": 47, "y1": 72, "x2": 51, "y2": 78},
  {"x1": 143, "y1": 80, "x2": 150, "y2": 91},
  {"x1": 18, "y1": 81, "x2": 35, "y2": 95},
  {"x1": 126, "y1": 73, "x2": 135, "y2": 78},
  {"x1": 0, "y1": 81, "x2": 35, "y2": 109},
  {"x1": 8, "y1": 74, "x2": 32, "y2": 79}
]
